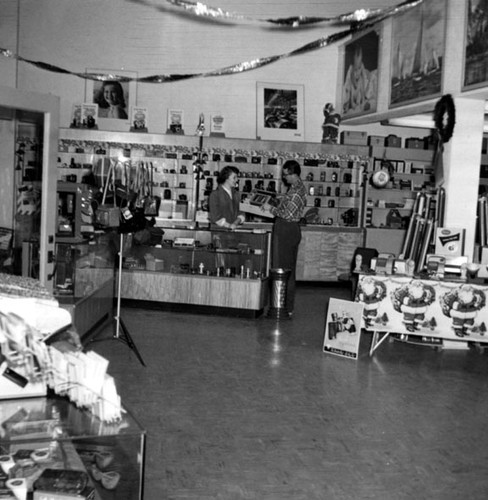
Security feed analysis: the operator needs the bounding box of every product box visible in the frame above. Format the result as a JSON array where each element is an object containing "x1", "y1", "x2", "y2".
[
  {"x1": 405, "y1": 137, "x2": 425, "y2": 149},
  {"x1": 340, "y1": 131, "x2": 368, "y2": 146},
  {"x1": 385, "y1": 134, "x2": 402, "y2": 148},
  {"x1": 367, "y1": 135, "x2": 385, "y2": 147},
  {"x1": 158, "y1": 200, "x2": 174, "y2": 218},
  {"x1": 239, "y1": 189, "x2": 276, "y2": 218},
  {"x1": 145, "y1": 258, "x2": 165, "y2": 271},
  {"x1": 434, "y1": 227, "x2": 465, "y2": 257}
]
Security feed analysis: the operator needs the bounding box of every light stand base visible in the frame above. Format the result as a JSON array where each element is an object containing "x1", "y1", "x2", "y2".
[
  {"x1": 89, "y1": 232, "x2": 146, "y2": 367},
  {"x1": 90, "y1": 315, "x2": 146, "y2": 367}
]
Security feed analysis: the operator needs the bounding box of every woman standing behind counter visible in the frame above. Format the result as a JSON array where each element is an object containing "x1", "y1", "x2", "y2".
[{"x1": 209, "y1": 166, "x2": 245, "y2": 230}]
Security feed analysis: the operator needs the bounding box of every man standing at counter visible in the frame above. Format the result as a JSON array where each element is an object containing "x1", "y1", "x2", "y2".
[{"x1": 262, "y1": 160, "x2": 306, "y2": 318}]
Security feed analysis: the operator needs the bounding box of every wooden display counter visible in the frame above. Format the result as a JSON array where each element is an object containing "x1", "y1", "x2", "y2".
[
  {"x1": 243, "y1": 223, "x2": 364, "y2": 282},
  {"x1": 119, "y1": 270, "x2": 268, "y2": 318},
  {"x1": 296, "y1": 226, "x2": 364, "y2": 281}
]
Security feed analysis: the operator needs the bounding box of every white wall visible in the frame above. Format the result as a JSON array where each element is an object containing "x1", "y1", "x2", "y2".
[{"x1": 0, "y1": 0, "x2": 405, "y2": 141}]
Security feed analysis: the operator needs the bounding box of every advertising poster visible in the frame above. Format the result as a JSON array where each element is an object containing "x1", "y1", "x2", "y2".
[{"x1": 323, "y1": 298, "x2": 363, "y2": 360}]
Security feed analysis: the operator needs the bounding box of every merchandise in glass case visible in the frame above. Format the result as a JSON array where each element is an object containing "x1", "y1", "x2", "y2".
[
  {"x1": 119, "y1": 226, "x2": 271, "y2": 315},
  {"x1": 0, "y1": 395, "x2": 145, "y2": 500},
  {"x1": 124, "y1": 227, "x2": 270, "y2": 279}
]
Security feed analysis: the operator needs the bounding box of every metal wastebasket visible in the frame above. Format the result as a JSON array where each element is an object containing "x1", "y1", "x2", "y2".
[{"x1": 267, "y1": 268, "x2": 291, "y2": 319}]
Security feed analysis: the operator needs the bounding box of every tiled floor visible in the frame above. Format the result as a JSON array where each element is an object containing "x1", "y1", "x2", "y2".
[{"x1": 90, "y1": 284, "x2": 488, "y2": 500}]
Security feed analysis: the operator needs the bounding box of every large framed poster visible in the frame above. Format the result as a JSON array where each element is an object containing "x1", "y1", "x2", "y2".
[
  {"x1": 390, "y1": 0, "x2": 447, "y2": 107},
  {"x1": 340, "y1": 28, "x2": 380, "y2": 119},
  {"x1": 463, "y1": 0, "x2": 488, "y2": 90},
  {"x1": 85, "y1": 69, "x2": 137, "y2": 131},
  {"x1": 256, "y1": 82, "x2": 304, "y2": 141}
]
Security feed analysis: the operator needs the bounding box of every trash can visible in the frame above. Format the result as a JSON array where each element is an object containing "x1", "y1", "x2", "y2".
[{"x1": 267, "y1": 268, "x2": 291, "y2": 319}]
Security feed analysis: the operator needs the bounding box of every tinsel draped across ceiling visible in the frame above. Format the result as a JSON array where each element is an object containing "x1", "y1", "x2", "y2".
[{"x1": 0, "y1": 0, "x2": 423, "y2": 83}]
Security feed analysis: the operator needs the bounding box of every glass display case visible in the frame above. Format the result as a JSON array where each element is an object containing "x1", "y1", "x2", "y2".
[
  {"x1": 0, "y1": 395, "x2": 145, "y2": 500},
  {"x1": 124, "y1": 227, "x2": 270, "y2": 278},
  {"x1": 119, "y1": 226, "x2": 271, "y2": 316},
  {"x1": 53, "y1": 232, "x2": 116, "y2": 338}
]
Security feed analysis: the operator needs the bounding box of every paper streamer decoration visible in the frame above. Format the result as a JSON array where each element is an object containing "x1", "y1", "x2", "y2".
[{"x1": 0, "y1": 0, "x2": 424, "y2": 83}]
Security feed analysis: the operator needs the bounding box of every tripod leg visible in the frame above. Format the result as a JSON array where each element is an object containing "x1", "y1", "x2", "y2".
[{"x1": 118, "y1": 317, "x2": 146, "y2": 367}]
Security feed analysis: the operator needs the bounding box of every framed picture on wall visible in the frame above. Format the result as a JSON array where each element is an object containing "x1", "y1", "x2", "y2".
[
  {"x1": 463, "y1": 0, "x2": 488, "y2": 90},
  {"x1": 340, "y1": 28, "x2": 380, "y2": 119},
  {"x1": 256, "y1": 82, "x2": 304, "y2": 141},
  {"x1": 389, "y1": 0, "x2": 447, "y2": 107},
  {"x1": 85, "y1": 69, "x2": 137, "y2": 131}
]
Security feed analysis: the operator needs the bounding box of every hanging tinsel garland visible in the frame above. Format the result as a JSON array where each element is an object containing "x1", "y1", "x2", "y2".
[
  {"x1": 0, "y1": 0, "x2": 424, "y2": 84},
  {"x1": 164, "y1": 0, "x2": 422, "y2": 28}
]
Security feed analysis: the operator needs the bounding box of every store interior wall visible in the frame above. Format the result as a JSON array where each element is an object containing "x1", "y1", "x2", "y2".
[{"x1": 0, "y1": 0, "x2": 425, "y2": 142}]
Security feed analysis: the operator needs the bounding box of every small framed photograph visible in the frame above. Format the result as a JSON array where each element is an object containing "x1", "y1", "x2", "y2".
[
  {"x1": 390, "y1": 0, "x2": 447, "y2": 107},
  {"x1": 130, "y1": 106, "x2": 148, "y2": 132},
  {"x1": 167, "y1": 109, "x2": 184, "y2": 134},
  {"x1": 85, "y1": 69, "x2": 137, "y2": 131},
  {"x1": 339, "y1": 28, "x2": 380, "y2": 118},
  {"x1": 323, "y1": 298, "x2": 363, "y2": 360},
  {"x1": 210, "y1": 114, "x2": 226, "y2": 137},
  {"x1": 81, "y1": 103, "x2": 98, "y2": 129},
  {"x1": 70, "y1": 104, "x2": 82, "y2": 128},
  {"x1": 256, "y1": 82, "x2": 304, "y2": 141},
  {"x1": 463, "y1": 0, "x2": 488, "y2": 90}
]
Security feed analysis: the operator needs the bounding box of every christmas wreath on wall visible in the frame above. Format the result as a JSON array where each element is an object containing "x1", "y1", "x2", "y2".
[{"x1": 434, "y1": 94, "x2": 456, "y2": 144}]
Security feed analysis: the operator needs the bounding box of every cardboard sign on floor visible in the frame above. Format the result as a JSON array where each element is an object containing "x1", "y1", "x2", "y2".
[{"x1": 323, "y1": 298, "x2": 363, "y2": 360}]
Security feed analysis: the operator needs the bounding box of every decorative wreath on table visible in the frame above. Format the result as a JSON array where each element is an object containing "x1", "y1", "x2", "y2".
[{"x1": 433, "y1": 94, "x2": 455, "y2": 143}]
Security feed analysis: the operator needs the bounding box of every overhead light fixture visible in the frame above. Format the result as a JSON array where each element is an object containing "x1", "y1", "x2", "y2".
[
  {"x1": 382, "y1": 114, "x2": 488, "y2": 134},
  {"x1": 381, "y1": 114, "x2": 434, "y2": 129}
]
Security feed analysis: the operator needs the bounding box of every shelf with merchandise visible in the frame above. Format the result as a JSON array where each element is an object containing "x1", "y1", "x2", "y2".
[
  {"x1": 58, "y1": 128, "x2": 370, "y2": 227},
  {"x1": 364, "y1": 146, "x2": 436, "y2": 254},
  {"x1": 299, "y1": 156, "x2": 365, "y2": 226}
]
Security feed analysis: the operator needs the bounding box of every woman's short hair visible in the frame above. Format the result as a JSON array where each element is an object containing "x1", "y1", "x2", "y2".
[
  {"x1": 282, "y1": 159, "x2": 301, "y2": 177},
  {"x1": 217, "y1": 166, "x2": 239, "y2": 185}
]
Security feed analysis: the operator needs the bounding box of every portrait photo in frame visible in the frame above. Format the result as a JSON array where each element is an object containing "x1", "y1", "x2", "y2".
[
  {"x1": 463, "y1": 0, "x2": 488, "y2": 90},
  {"x1": 390, "y1": 0, "x2": 446, "y2": 107},
  {"x1": 340, "y1": 28, "x2": 380, "y2": 119},
  {"x1": 256, "y1": 82, "x2": 304, "y2": 141},
  {"x1": 85, "y1": 69, "x2": 137, "y2": 131}
]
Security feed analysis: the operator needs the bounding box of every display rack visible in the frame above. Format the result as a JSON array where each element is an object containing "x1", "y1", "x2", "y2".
[
  {"x1": 57, "y1": 128, "x2": 370, "y2": 228},
  {"x1": 364, "y1": 146, "x2": 436, "y2": 255}
]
